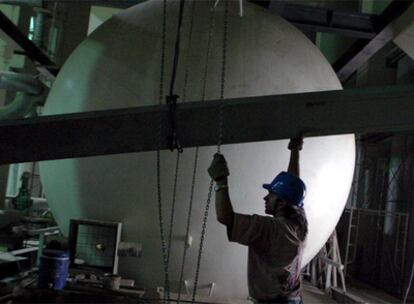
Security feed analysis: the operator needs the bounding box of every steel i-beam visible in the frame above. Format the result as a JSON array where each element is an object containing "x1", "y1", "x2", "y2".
[{"x1": 0, "y1": 85, "x2": 413, "y2": 164}]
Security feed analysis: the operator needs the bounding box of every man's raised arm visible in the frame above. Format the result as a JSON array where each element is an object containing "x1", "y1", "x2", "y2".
[{"x1": 287, "y1": 135, "x2": 303, "y2": 177}]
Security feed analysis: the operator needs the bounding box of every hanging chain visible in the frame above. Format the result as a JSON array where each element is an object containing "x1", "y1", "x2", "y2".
[
  {"x1": 217, "y1": 0, "x2": 228, "y2": 153},
  {"x1": 177, "y1": 1, "x2": 197, "y2": 303},
  {"x1": 177, "y1": 149, "x2": 199, "y2": 304},
  {"x1": 166, "y1": 151, "x2": 181, "y2": 265},
  {"x1": 159, "y1": 1, "x2": 202, "y2": 303},
  {"x1": 192, "y1": 1, "x2": 229, "y2": 302},
  {"x1": 157, "y1": 0, "x2": 170, "y2": 302},
  {"x1": 191, "y1": 179, "x2": 214, "y2": 303},
  {"x1": 166, "y1": 0, "x2": 189, "y2": 289},
  {"x1": 177, "y1": 0, "x2": 201, "y2": 303},
  {"x1": 167, "y1": 0, "x2": 187, "y2": 152}
]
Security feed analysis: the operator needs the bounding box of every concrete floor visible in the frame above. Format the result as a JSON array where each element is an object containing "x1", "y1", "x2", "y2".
[
  {"x1": 347, "y1": 282, "x2": 412, "y2": 304},
  {"x1": 173, "y1": 281, "x2": 411, "y2": 304},
  {"x1": 302, "y1": 284, "x2": 336, "y2": 304},
  {"x1": 225, "y1": 283, "x2": 336, "y2": 304}
]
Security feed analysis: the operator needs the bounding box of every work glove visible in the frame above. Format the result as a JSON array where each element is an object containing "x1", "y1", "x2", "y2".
[
  {"x1": 208, "y1": 153, "x2": 230, "y2": 181},
  {"x1": 288, "y1": 134, "x2": 303, "y2": 151}
]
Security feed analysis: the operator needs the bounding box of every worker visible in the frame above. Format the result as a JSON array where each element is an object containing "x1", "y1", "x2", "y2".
[{"x1": 208, "y1": 136, "x2": 307, "y2": 304}]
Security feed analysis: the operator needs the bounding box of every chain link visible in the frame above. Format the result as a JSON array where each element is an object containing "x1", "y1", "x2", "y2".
[
  {"x1": 166, "y1": 0, "x2": 188, "y2": 279},
  {"x1": 217, "y1": 0, "x2": 228, "y2": 153},
  {"x1": 192, "y1": 179, "x2": 214, "y2": 303},
  {"x1": 192, "y1": 1, "x2": 229, "y2": 302},
  {"x1": 167, "y1": 151, "x2": 181, "y2": 265},
  {"x1": 177, "y1": 148, "x2": 199, "y2": 303},
  {"x1": 158, "y1": 1, "x2": 229, "y2": 302},
  {"x1": 177, "y1": 1, "x2": 197, "y2": 303},
  {"x1": 157, "y1": 0, "x2": 170, "y2": 302}
]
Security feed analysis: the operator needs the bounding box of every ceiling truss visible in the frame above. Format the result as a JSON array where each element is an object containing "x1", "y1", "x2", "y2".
[{"x1": 333, "y1": 0, "x2": 414, "y2": 82}]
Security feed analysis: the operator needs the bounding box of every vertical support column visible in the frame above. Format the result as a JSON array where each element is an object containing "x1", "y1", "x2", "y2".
[
  {"x1": 402, "y1": 135, "x2": 414, "y2": 300},
  {"x1": 53, "y1": 3, "x2": 90, "y2": 66},
  {"x1": 0, "y1": 166, "x2": 9, "y2": 209}
]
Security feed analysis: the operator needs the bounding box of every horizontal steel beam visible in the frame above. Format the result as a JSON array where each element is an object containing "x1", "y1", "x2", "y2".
[
  {"x1": 273, "y1": 3, "x2": 376, "y2": 39},
  {"x1": 2, "y1": 0, "x2": 145, "y2": 8},
  {"x1": 0, "y1": 85, "x2": 413, "y2": 164}
]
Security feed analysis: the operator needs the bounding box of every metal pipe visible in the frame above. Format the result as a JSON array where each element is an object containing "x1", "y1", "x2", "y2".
[
  {"x1": 0, "y1": 71, "x2": 44, "y2": 95},
  {"x1": 0, "y1": 92, "x2": 38, "y2": 119},
  {"x1": 0, "y1": 71, "x2": 47, "y2": 120},
  {"x1": 6, "y1": 195, "x2": 47, "y2": 204},
  {"x1": 25, "y1": 225, "x2": 59, "y2": 236}
]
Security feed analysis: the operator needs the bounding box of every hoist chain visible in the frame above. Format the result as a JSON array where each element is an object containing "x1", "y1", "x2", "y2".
[
  {"x1": 192, "y1": 0, "x2": 229, "y2": 302},
  {"x1": 167, "y1": 94, "x2": 183, "y2": 152},
  {"x1": 217, "y1": 0, "x2": 228, "y2": 153},
  {"x1": 160, "y1": 1, "x2": 202, "y2": 303},
  {"x1": 166, "y1": 0, "x2": 188, "y2": 278},
  {"x1": 167, "y1": 0, "x2": 187, "y2": 153},
  {"x1": 157, "y1": 0, "x2": 170, "y2": 302},
  {"x1": 177, "y1": 1, "x2": 198, "y2": 303},
  {"x1": 191, "y1": 179, "x2": 214, "y2": 303},
  {"x1": 177, "y1": 148, "x2": 199, "y2": 304},
  {"x1": 167, "y1": 151, "x2": 181, "y2": 266}
]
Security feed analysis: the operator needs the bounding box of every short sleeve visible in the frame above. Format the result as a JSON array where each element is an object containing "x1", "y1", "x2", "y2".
[{"x1": 227, "y1": 213, "x2": 279, "y2": 248}]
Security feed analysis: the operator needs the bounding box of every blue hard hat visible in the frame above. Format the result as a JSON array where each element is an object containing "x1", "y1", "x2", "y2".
[{"x1": 262, "y1": 171, "x2": 306, "y2": 208}]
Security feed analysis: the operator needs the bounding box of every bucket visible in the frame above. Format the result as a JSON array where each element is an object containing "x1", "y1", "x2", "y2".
[
  {"x1": 37, "y1": 249, "x2": 69, "y2": 290},
  {"x1": 103, "y1": 274, "x2": 122, "y2": 290}
]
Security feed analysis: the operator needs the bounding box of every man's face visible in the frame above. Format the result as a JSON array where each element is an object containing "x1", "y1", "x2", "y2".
[{"x1": 264, "y1": 192, "x2": 285, "y2": 215}]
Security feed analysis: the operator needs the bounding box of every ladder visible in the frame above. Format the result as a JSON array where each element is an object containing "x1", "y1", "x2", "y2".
[
  {"x1": 344, "y1": 135, "x2": 363, "y2": 275},
  {"x1": 344, "y1": 207, "x2": 360, "y2": 274},
  {"x1": 318, "y1": 230, "x2": 347, "y2": 293}
]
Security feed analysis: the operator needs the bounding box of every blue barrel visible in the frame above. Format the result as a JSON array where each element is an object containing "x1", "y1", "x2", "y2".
[{"x1": 38, "y1": 249, "x2": 69, "y2": 290}]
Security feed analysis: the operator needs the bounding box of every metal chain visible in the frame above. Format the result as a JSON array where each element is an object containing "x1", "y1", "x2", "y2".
[
  {"x1": 167, "y1": 0, "x2": 187, "y2": 152},
  {"x1": 192, "y1": 1, "x2": 229, "y2": 302},
  {"x1": 177, "y1": 1, "x2": 197, "y2": 303},
  {"x1": 157, "y1": 0, "x2": 170, "y2": 302},
  {"x1": 166, "y1": 151, "x2": 181, "y2": 265},
  {"x1": 217, "y1": 0, "x2": 228, "y2": 153},
  {"x1": 191, "y1": 179, "x2": 214, "y2": 303},
  {"x1": 181, "y1": 0, "x2": 196, "y2": 106},
  {"x1": 163, "y1": 0, "x2": 192, "y2": 292},
  {"x1": 177, "y1": 148, "x2": 199, "y2": 303}
]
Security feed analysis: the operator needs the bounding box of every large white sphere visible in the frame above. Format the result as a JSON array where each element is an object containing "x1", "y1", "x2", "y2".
[{"x1": 40, "y1": 0, "x2": 354, "y2": 300}]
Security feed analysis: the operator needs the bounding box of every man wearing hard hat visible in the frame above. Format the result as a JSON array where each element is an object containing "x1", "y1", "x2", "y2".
[{"x1": 208, "y1": 137, "x2": 307, "y2": 304}]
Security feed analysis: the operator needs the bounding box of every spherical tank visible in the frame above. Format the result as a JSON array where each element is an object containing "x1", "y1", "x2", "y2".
[{"x1": 40, "y1": 0, "x2": 355, "y2": 300}]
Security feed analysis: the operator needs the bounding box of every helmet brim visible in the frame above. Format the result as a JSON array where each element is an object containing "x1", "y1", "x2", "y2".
[{"x1": 262, "y1": 184, "x2": 271, "y2": 190}]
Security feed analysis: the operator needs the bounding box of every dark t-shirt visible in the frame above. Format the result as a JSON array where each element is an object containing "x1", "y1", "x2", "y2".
[{"x1": 228, "y1": 213, "x2": 304, "y2": 301}]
